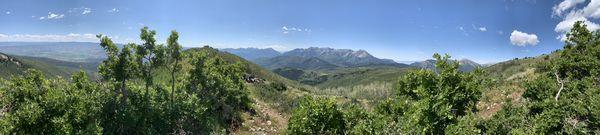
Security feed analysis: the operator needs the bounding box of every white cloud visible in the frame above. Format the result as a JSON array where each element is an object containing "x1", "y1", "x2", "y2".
[
  {"x1": 0, "y1": 33, "x2": 98, "y2": 42},
  {"x1": 555, "y1": 10, "x2": 600, "y2": 33},
  {"x1": 5, "y1": 11, "x2": 10, "y2": 15},
  {"x1": 498, "y1": 30, "x2": 504, "y2": 35},
  {"x1": 281, "y1": 26, "x2": 310, "y2": 34},
  {"x1": 510, "y1": 30, "x2": 539, "y2": 46},
  {"x1": 108, "y1": 8, "x2": 119, "y2": 13},
  {"x1": 583, "y1": 0, "x2": 600, "y2": 18},
  {"x1": 478, "y1": 27, "x2": 487, "y2": 32},
  {"x1": 553, "y1": 0, "x2": 585, "y2": 16},
  {"x1": 39, "y1": 12, "x2": 64, "y2": 20},
  {"x1": 69, "y1": 7, "x2": 92, "y2": 15},
  {"x1": 554, "y1": 0, "x2": 600, "y2": 40},
  {"x1": 82, "y1": 8, "x2": 92, "y2": 15}
]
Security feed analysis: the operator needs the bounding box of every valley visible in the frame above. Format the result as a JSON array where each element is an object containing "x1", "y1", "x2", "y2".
[
  {"x1": 2, "y1": 0, "x2": 599, "y2": 134},
  {"x1": 0, "y1": 40, "x2": 553, "y2": 134}
]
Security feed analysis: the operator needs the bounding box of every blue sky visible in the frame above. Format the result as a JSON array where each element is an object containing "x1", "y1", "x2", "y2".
[{"x1": 1, "y1": 0, "x2": 599, "y2": 63}]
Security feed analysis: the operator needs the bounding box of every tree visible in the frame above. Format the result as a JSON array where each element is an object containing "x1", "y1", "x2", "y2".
[
  {"x1": 136, "y1": 27, "x2": 166, "y2": 95},
  {"x1": 166, "y1": 30, "x2": 182, "y2": 103},
  {"x1": 186, "y1": 48, "x2": 251, "y2": 132},
  {"x1": 97, "y1": 35, "x2": 138, "y2": 104}
]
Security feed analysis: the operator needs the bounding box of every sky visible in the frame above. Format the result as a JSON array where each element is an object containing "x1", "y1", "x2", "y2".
[{"x1": 1, "y1": 0, "x2": 599, "y2": 63}]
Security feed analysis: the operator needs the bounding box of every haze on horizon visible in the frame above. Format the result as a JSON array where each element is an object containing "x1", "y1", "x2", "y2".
[{"x1": 1, "y1": 0, "x2": 599, "y2": 63}]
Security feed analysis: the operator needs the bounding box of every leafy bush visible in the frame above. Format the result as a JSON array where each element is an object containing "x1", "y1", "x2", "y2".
[
  {"x1": 379, "y1": 53, "x2": 485, "y2": 134},
  {"x1": 0, "y1": 70, "x2": 104, "y2": 134},
  {"x1": 514, "y1": 21, "x2": 600, "y2": 134},
  {"x1": 186, "y1": 48, "x2": 252, "y2": 131},
  {"x1": 287, "y1": 96, "x2": 346, "y2": 134}
]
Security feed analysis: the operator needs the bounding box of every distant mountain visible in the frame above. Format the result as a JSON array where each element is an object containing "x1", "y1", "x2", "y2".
[
  {"x1": 256, "y1": 55, "x2": 339, "y2": 70},
  {"x1": 458, "y1": 59, "x2": 481, "y2": 72},
  {"x1": 219, "y1": 48, "x2": 281, "y2": 62},
  {"x1": 0, "y1": 42, "x2": 107, "y2": 62},
  {"x1": 410, "y1": 59, "x2": 482, "y2": 72},
  {"x1": 410, "y1": 59, "x2": 438, "y2": 70},
  {"x1": 257, "y1": 47, "x2": 407, "y2": 70}
]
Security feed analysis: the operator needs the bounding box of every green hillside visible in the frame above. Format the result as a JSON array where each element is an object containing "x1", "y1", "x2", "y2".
[{"x1": 0, "y1": 52, "x2": 99, "y2": 79}]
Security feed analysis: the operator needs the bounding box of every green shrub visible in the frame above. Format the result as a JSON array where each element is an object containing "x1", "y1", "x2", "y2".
[{"x1": 287, "y1": 96, "x2": 346, "y2": 134}]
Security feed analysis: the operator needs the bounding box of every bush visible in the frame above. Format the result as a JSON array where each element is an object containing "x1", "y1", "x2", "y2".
[
  {"x1": 287, "y1": 96, "x2": 346, "y2": 134},
  {"x1": 0, "y1": 70, "x2": 104, "y2": 134},
  {"x1": 380, "y1": 53, "x2": 484, "y2": 134}
]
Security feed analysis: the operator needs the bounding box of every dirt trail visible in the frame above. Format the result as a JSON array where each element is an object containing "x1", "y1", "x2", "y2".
[{"x1": 236, "y1": 99, "x2": 288, "y2": 135}]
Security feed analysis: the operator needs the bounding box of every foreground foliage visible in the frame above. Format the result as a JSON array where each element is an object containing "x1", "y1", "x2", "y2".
[{"x1": 0, "y1": 28, "x2": 251, "y2": 134}]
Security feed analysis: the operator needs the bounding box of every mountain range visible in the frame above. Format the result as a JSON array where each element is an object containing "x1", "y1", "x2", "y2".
[
  {"x1": 219, "y1": 48, "x2": 281, "y2": 61},
  {"x1": 410, "y1": 59, "x2": 482, "y2": 72},
  {"x1": 223, "y1": 47, "x2": 408, "y2": 70},
  {"x1": 222, "y1": 47, "x2": 481, "y2": 72}
]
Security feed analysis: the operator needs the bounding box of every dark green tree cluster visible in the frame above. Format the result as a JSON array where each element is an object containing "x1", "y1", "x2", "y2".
[{"x1": 0, "y1": 27, "x2": 251, "y2": 134}]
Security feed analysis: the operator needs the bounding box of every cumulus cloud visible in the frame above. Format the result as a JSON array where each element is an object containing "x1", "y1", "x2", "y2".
[
  {"x1": 553, "y1": 0, "x2": 586, "y2": 16},
  {"x1": 510, "y1": 30, "x2": 539, "y2": 46},
  {"x1": 553, "y1": 0, "x2": 600, "y2": 41},
  {"x1": 39, "y1": 12, "x2": 64, "y2": 20},
  {"x1": 0, "y1": 33, "x2": 98, "y2": 42},
  {"x1": 583, "y1": 0, "x2": 600, "y2": 18},
  {"x1": 281, "y1": 26, "x2": 310, "y2": 34},
  {"x1": 5, "y1": 11, "x2": 10, "y2": 14},
  {"x1": 478, "y1": 27, "x2": 487, "y2": 32}
]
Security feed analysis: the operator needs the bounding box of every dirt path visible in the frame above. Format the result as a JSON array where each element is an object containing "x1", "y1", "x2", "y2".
[
  {"x1": 236, "y1": 99, "x2": 288, "y2": 135},
  {"x1": 254, "y1": 99, "x2": 288, "y2": 131}
]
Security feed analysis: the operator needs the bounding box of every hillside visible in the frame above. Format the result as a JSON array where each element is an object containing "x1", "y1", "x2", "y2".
[
  {"x1": 0, "y1": 52, "x2": 99, "y2": 79},
  {"x1": 170, "y1": 47, "x2": 315, "y2": 134}
]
